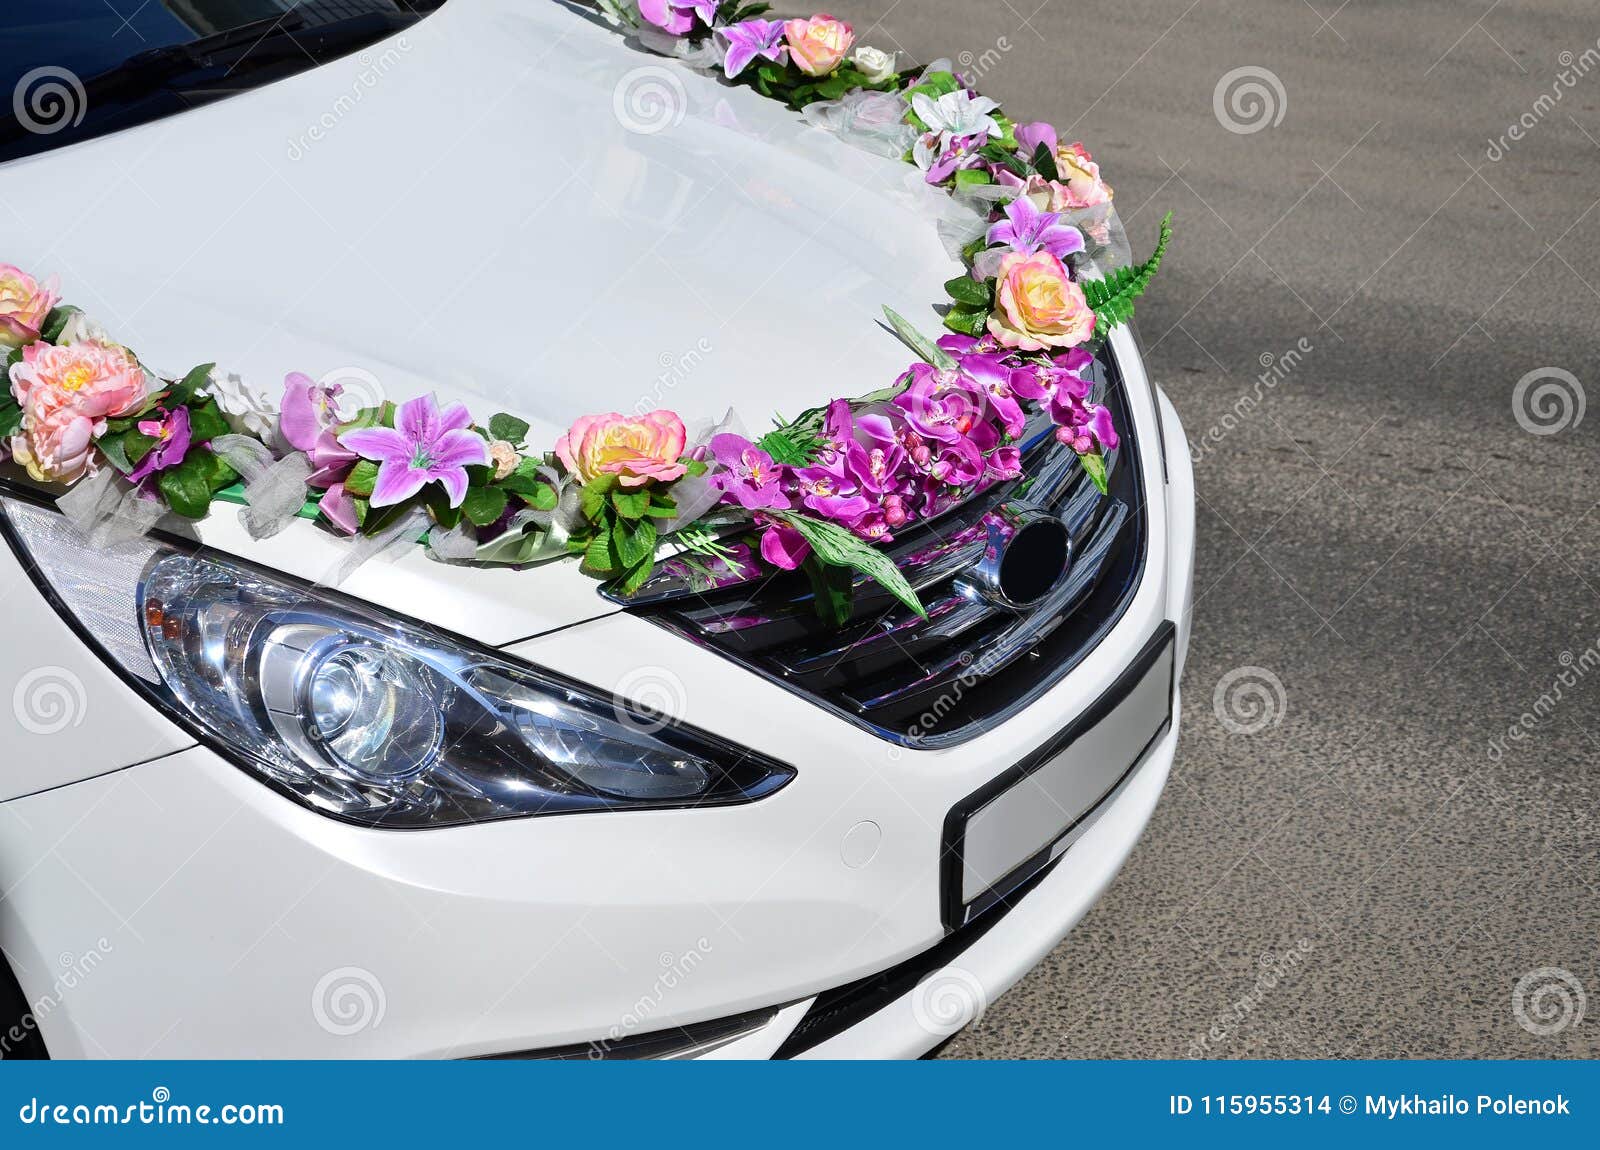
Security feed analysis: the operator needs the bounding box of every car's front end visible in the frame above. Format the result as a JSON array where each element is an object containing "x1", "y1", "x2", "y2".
[{"x1": 0, "y1": 0, "x2": 1193, "y2": 1059}]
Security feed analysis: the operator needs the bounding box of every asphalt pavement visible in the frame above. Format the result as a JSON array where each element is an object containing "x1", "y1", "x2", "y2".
[{"x1": 843, "y1": 0, "x2": 1600, "y2": 1058}]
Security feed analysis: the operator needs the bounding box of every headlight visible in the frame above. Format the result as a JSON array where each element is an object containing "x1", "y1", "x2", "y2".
[{"x1": 1, "y1": 497, "x2": 793, "y2": 827}]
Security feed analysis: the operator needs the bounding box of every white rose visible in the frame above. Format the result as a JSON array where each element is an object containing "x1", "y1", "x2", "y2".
[
  {"x1": 203, "y1": 367, "x2": 278, "y2": 440},
  {"x1": 852, "y1": 45, "x2": 898, "y2": 83},
  {"x1": 56, "y1": 310, "x2": 110, "y2": 346}
]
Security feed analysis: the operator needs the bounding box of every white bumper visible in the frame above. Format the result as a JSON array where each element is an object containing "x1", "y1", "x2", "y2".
[{"x1": 0, "y1": 351, "x2": 1195, "y2": 1060}]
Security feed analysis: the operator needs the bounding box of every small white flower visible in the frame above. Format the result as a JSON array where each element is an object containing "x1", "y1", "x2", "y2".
[
  {"x1": 203, "y1": 367, "x2": 278, "y2": 440},
  {"x1": 852, "y1": 46, "x2": 898, "y2": 83},
  {"x1": 56, "y1": 311, "x2": 110, "y2": 346},
  {"x1": 911, "y1": 90, "x2": 1002, "y2": 148}
]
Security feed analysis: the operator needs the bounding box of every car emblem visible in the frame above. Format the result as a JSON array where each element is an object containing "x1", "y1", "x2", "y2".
[{"x1": 962, "y1": 502, "x2": 1072, "y2": 611}]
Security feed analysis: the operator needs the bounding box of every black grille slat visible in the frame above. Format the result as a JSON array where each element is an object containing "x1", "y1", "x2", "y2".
[{"x1": 635, "y1": 348, "x2": 1148, "y2": 746}]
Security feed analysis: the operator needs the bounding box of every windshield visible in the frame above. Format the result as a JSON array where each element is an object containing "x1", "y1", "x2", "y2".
[{"x1": 0, "y1": 1, "x2": 447, "y2": 165}]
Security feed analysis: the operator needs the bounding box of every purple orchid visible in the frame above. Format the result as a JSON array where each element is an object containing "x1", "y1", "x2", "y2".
[
  {"x1": 318, "y1": 481, "x2": 360, "y2": 535},
  {"x1": 759, "y1": 518, "x2": 812, "y2": 570},
  {"x1": 279, "y1": 372, "x2": 345, "y2": 453},
  {"x1": 709, "y1": 433, "x2": 791, "y2": 510},
  {"x1": 638, "y1": 0, "x2": 717, "y2": 36},
  {"x1": 127, "y1": 406, "x2": 192, "y2": 483},
  {"x1": 717, "y1": 19, "x2": 789, "y2": 79},
  {"x1": 985, "y1": 194, "x2": 1085, "y2": 263},
  {"x1": 1015, "y1": 120, "x2": 1059, "y2": 159},
  {"x1": 339, "y1": 394, "x2": 489, "y2": 509}
]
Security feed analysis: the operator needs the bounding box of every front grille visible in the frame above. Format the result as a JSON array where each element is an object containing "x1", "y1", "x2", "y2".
[{"x1": 633, "y1": 347, "x2": 1148, "y2": 746}]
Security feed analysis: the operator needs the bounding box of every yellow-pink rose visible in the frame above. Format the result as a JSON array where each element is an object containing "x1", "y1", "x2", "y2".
[
  {"x1": 784, "y1": 14, "x2": 854, "y2": 76},
  {"x1": 1055, "y1": 142, "x2": 1113, "y2": 209},
  {"x1": 9, "y1": 340, "x2": 150, "y2": 484},
  {"x1": 988, "y1": 251, "x2": 1096, "y2": 352},
  {"x1": 0, "y1": 264, "x2": 60, "y2": 350},
  {"x1": 555, "y1": 410, "x2": 688, "y2": 488}
]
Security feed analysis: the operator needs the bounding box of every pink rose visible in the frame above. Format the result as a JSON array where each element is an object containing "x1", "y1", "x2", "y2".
[
  {"x1": 1055, "y1": 142, "x2": 1113, "y2": 209},
  {"x1": 8, "y1": 340, "x2": 149, "y2": 484},
  {"x1": 0, "y1": 264, "x2": 60, "y2": 350},
  {"x1": 988, "y1": 251, "x2": 1096, "y2": 352},
  {"x1": 784, "y1": 14, "x2": 854, "y2": 76},
  {"x1": 555, "y1": 410, "x2": 688, "y2": 489}
]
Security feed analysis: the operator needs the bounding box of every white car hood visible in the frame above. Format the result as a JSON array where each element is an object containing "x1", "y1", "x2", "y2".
[{"x1": 1, "y1": 0, "x2": 963, "y2": 644}]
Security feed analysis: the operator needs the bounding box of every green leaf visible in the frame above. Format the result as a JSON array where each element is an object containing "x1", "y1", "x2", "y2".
[
  {"x1": 953, "y1": 168, "x2": 994, "y2": 191},
  {"x1": 611, "y1": 489, "x2": 652, "y2": 520},
  {"x1": 942, "y1": 307, "x2": 989, "y2": 337},
  {"x1": 757, "y1": 425, "x2": 826, "y2": 467},
  {"x1": 183, "y1": 397, "x2": 230, "y2": 446},
  {"x1": 802, "y1": 556, "x2": 856, "y2": 627},
  {"x1": 1080, "y1": 212, "x2": 1174, "y2": 333},
  {"x1": 461, "y1": 485, "x2": 509, "y2": 527},
  {"x1": 616, "y1": 553, "x2": 656, "y2": 596},
  {"x1": 487, "y1": 413, "x2": 530, "y2": 444},
  {"x1": 123, "y1": 430, "x2": 158, "y2": 468},
  {"x1": 944, "y1": 275, "x2": 993, "y2": 309},
  {"x1": 344, "y1": 459, "x2": 379, "y2": 498},
  {"x1": 979, "y1": 142, "x2": 1027, "y2": 178},
  {"x1": 168, "y1": 363, "x2": 215, "y2": 407},
  {"x1": 905, "y1": 70, "x2": 959, "y2": 103},
  {"x1": 773, "y1": 512, "x2": 926, "y2": 619},
  {"x1": 423, "y1": 485, "x2": 461, "y2": 530},
  {"x1": 582, "y1": 526, "x2": 617, "y2": 574},
  {"x1": 882, "y1": 306, "x2": 958, "y2": 372},
  {"x1": 39, "y1": 306, "x2": 80, "y2": 344},
  {"x1": 0, "y1": 396, "x2": 22, "y2": 439},
  {"x1": 580, "y1": 474, "x2": 620, "y2": 521},
  {"x1": 613, "y1": 514, "x2": 658, "y2": 570},
  {"x1": 1030, "y1": 141, "x2": 1060, "y2": 182},
  {"x1": 156, "y1": 450, "x2": 235, "y2": 520},
  {"x1": 1079, "y1": 451, "x2": 1109, "y2": 495}
]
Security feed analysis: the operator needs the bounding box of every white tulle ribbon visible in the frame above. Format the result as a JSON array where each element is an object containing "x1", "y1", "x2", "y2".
[
  {"x1": 55, "y1": 468, "x2": 172, "y2": 546},
  {"x1": 209, "y1": 434, "x2": 313, "y2": 540},
  {"x1": 318, "y1": 505, "x2": 430, "y2": 588},
  {"x1": 801, "y1": 89, "x2": 920, "y2": 159}
]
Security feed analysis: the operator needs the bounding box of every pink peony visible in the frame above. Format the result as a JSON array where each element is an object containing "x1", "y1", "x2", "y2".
[
  {"x1": 784, "y1": 14, "x2": 854, "y2": 76},
  {"x1": 9, "y1": 340, "x2": 149, "y2": 483},
  {"x1": 555, "y1": 410, "x2": 688, "y2": 489},
  {"x1": 0, "y1": 264, "x2": 60, "y2": 350},
  {"x1": 988, "y1": 251, "x2": 1096, "y2": 352}
]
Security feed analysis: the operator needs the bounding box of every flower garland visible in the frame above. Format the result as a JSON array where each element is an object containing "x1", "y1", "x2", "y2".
[{"x1": 0, "y1": 1, "x2": 1171, "y2": 623}]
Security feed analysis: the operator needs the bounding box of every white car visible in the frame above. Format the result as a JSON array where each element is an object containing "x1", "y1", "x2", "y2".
[{"x1": 0, "y1": 0, "x2": 1193, "y2": 1059}]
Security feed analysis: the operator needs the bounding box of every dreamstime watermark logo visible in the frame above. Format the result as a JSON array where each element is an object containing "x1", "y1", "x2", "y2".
[
  {"x1": 1213, "y1": 66, "x2": 1287, "y2": 135},
  {"x1": 955, "y1": 37, "x2": 1013, "y2": 84},
  {"x1": 1, "y1": 938, "x2": 113, "y2": 1058},
  {"x1": 634, "y1": 337, "x2": 714, "y2": 415},
  {"x1": 286, "y1": 38, "x2": 412, "y2": 160},
  {"x1": 613, "y1": 66, "x2": 687, "y2": 135},
  {"x1": 1486, "y1": 39, "x2": 1600, "y2": 161},
  {"x1": 1486, "y1": 631, "x2": 1600, "y2": 761},
  {"x1": 588, "y1": 938, "x2": 713, "y2": 1057},
  {"x1": 1212, "y1": 666, "x2": 1286, "y2": 734},
  {"x1": 1512, "y1": 367, "x2": 1585, "y2": 436},
  {"x1": 613, "y1": 665, "x2": 688, "y2": 735},
  {"x1": 1188, "y1": 939, "x2": 1314, "y2": 1058},
  {"x1": 1512, "y1": 967, "x2": 1585, "y2": 1037},
  {"x1": 12, "y1": 666, "x2": 87, "y2": 735},
  {"x1": 311, "y1": 967, "x2": 386, "y2": 1037},
  {"x1": 318, "y1": 366, "x2": 386, "y2": 414},
  {"x1": 911, "y1": 968, "x2": 987, "y2": 1037},
  {"x1": 896, "y1": 644, "x2": 1015, "y2": 751},
  {"x1": 13, "y1": 66, "x2": 87, "y2": 136},
  {"x1": 1189, "y1": 337, "x2": 1314, "y2": 464}
]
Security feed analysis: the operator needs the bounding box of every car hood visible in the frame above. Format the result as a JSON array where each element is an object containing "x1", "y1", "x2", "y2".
[{"x1": 0, "y1": 0, "x2": 963, "y2": 644}]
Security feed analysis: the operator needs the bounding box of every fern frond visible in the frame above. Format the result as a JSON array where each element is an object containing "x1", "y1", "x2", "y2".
[{"x1": 1081, "y1": 211, "x2": 1173, "y2": 334}]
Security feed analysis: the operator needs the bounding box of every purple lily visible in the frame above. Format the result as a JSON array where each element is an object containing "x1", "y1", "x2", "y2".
[
  {"x1": 339, "y1": 394, "x2": 489, "y2": 509},
  {"x1": 709, "y1": 433, "x2": 791, "y2": 510},
  {"x1": 638, "y1": 0, "x2": 717, "y2": 36},
  {"x1": 717, "y1": 19, "x2": 789, "y2": 79},
  {"x1": 128, "y1": 406, "x2": 192, "y2": 483},
  {"x1": 985, "y1": 194, "x2": 1085, "y2": 263}
]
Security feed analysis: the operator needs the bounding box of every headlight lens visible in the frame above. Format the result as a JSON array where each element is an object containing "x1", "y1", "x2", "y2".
[{"x1": 2, "y1": 498, "x2": 792, "y2": 827}]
